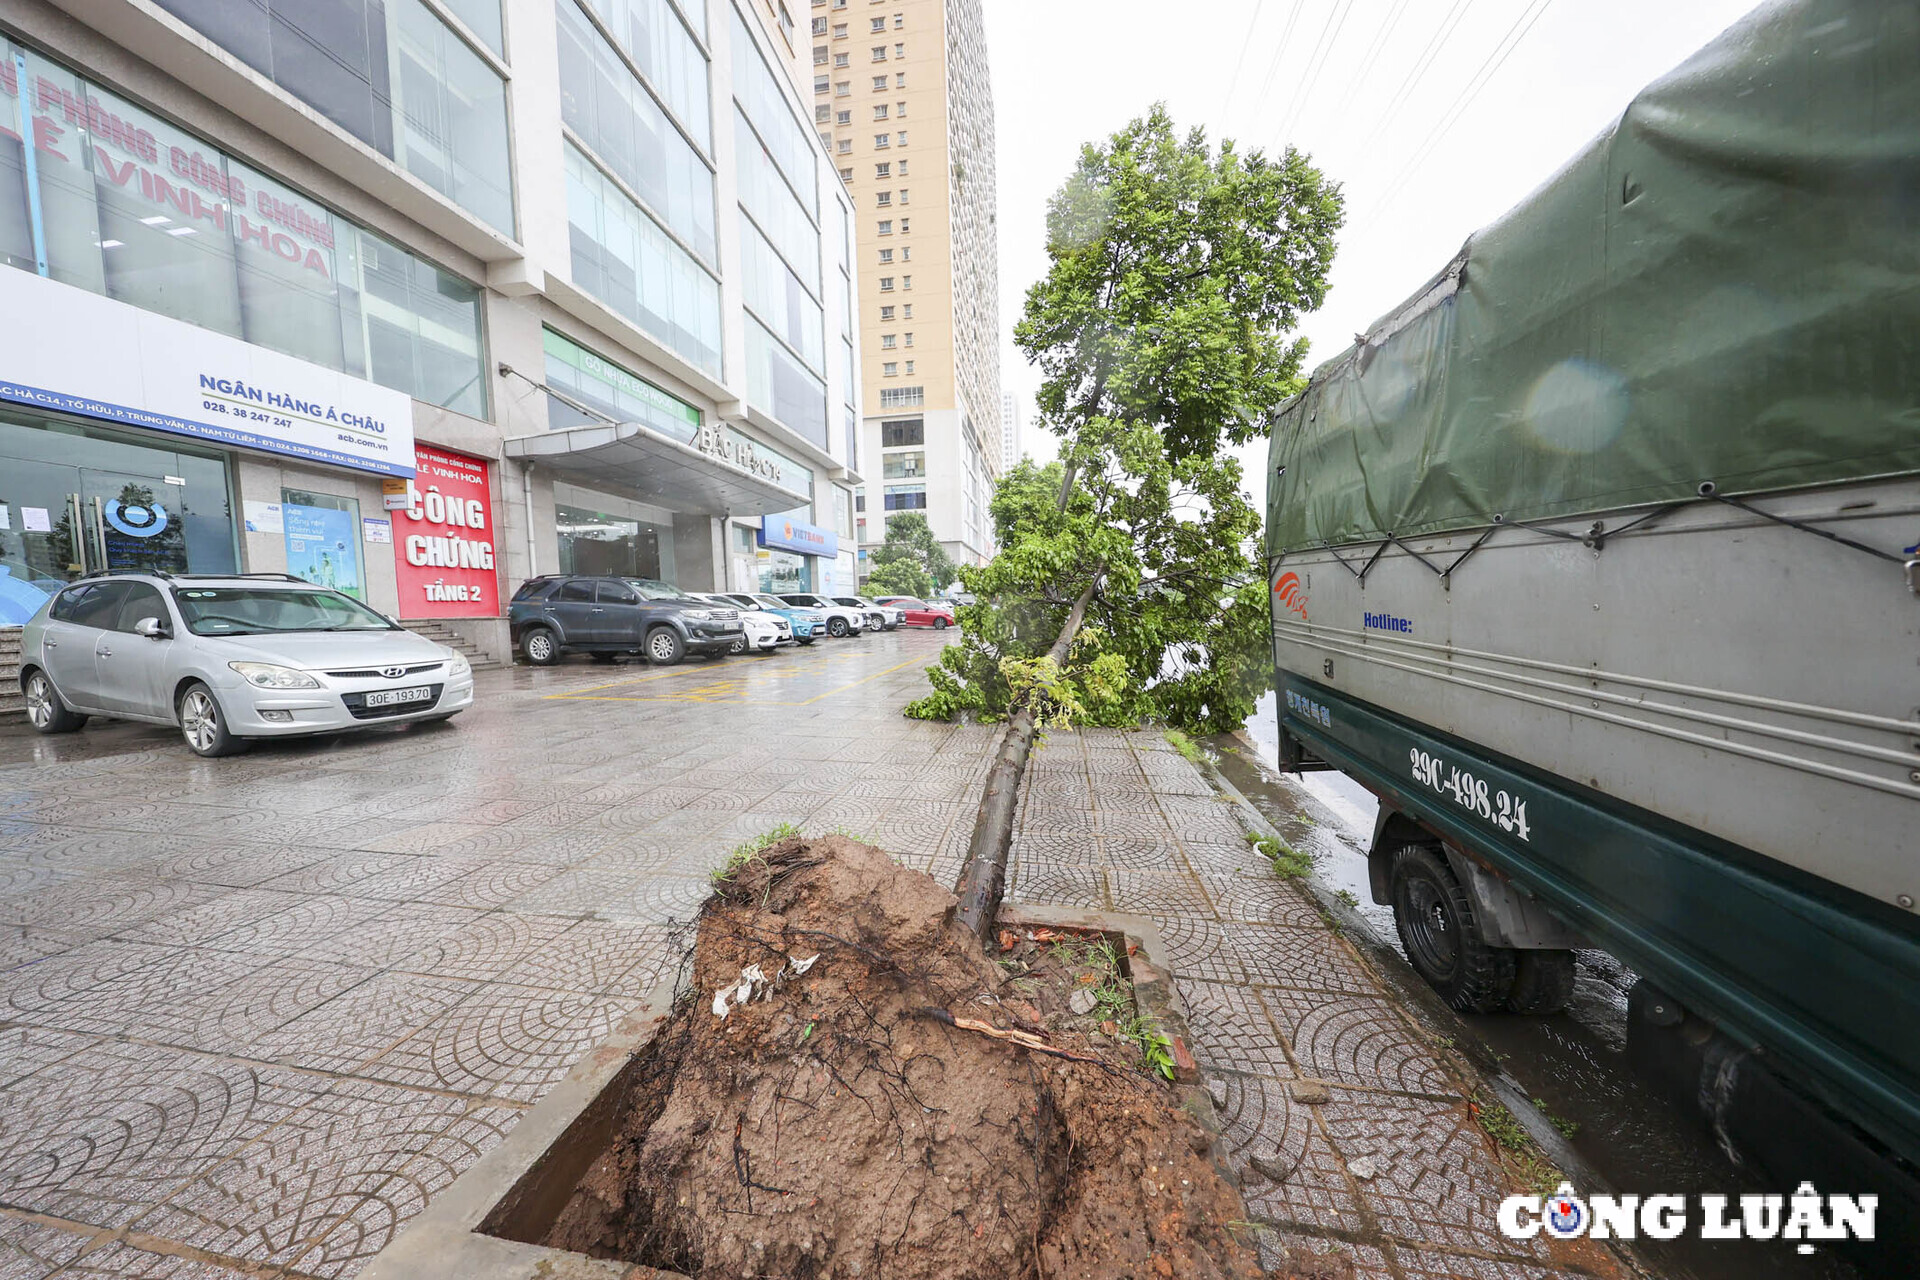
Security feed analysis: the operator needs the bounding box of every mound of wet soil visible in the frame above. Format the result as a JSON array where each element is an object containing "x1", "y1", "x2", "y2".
[{"x1": 536, "y1": 835, "x2": 1281, "y2": 1279}]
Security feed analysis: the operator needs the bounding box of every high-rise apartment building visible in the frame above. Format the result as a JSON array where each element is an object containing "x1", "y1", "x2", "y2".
[
  {"x1": 1000, "y1": 389, "x2": 1022, "y2": 471},
  {"x1": 0, "y1": 0, "x2": 862, "y2": 658},
  {"x1": 811, "y1": 0, "x2": 1000, "y2": 578}
]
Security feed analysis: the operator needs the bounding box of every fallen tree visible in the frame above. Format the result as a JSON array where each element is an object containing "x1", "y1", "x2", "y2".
[{"x1": 917, "y1": 106, "x2": 1343, "y2": 937}]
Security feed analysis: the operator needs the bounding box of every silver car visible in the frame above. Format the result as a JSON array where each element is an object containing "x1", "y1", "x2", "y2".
[{"x1": 19, "y1": 573, "x2": 474, "y2": 757}]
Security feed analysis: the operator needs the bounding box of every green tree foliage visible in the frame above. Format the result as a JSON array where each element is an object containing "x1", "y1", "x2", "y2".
[
  {"x1": 869, "y1": 512, "x2": 956, "y2": 595},
  {"x1": 907, "y1": 106, "x2": 1341, "y2": 735},
  {"x1": 866, "y1": 555, "x2": 931, "y2": 599}
]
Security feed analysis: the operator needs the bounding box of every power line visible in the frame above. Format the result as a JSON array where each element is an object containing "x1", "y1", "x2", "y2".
[
  {"x1": 1243, "y1": 0, "x2": 1310, "y2": 133},
  {"x1": 1362, "y1": 0, "x2": 1560, "y2": 226},
  {"x1": 1327, "y1": 0, "x2": 1415, "y2": 124},
  {"x1": 1358, "y1": 0, "x2": 1476, "y2": 151},
  {"x1": 1271, "y1": 0, "x2": 1359, "y2": 154},
  {"x1": 1220, "y1": 0, "x2": 1271, "y2": 119}
]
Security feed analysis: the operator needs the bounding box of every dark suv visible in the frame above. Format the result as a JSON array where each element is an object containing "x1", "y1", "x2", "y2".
[{"x1": 510, "y1": 576, "x2": 742, "y2": 666}]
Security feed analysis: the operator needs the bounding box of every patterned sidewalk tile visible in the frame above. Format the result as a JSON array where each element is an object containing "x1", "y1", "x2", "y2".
[
  {"x1": 1175, "y1": 978, "x2": 1294, "y2": 1077},
  {"x1": 1257, "y1": 986, "x2": 1461, "y2": 1098}
]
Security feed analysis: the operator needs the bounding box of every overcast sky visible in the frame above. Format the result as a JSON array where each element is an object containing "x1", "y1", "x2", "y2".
[{"x1": 979, "y1": 0, "x2": 1761, "y2": 482}]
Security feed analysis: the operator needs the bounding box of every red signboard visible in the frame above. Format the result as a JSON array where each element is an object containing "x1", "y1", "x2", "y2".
[{"x1": 394, "y1": 445, "x2": 500, "y2": 617}]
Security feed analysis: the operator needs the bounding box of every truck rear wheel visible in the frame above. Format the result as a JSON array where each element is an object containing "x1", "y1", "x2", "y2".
[
  {"x1": 1506, "y1": 949, "x2": 1576, "y2": 1015},
  {"x1": 1388, "y1": 843, "x2": 1517, "y2": 1014}
]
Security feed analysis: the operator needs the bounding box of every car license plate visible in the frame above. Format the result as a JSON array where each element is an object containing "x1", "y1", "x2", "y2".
[{"x1": 364, "y1": 686, "x2": 433, "y2": 708}]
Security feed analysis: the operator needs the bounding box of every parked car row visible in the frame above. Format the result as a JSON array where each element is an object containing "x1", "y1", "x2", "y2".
[
  {"x1": 15, "y1": 572, "x2": 962, "y2": 759},
  {"x1": 507, "y1": 576, "x2": 954, "y2": 667}
]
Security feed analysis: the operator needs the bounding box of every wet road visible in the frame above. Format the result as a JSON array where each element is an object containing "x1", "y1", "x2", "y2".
[{"x1": 1226, "y1": 692, "x2": 1861, "y2": 1280}]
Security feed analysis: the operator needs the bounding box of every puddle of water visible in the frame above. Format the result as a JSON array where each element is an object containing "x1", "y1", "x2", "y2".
[{"x1": 1218, "y1": 693, "x2": 1862, "y2": 1280}]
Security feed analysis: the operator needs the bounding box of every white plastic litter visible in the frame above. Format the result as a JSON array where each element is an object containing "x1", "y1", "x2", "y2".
[{"x1": 712, "y1": 956, "x2": 819, "y2": 1017}]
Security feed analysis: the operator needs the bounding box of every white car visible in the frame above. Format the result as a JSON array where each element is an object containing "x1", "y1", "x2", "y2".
[
  {"x1": 835, "y1": 595, "x2": 901, "y2": 630},
  {"x1": 692, "y1": 593, "x2": 790, "y2": 653},
  {"x1": 778, "y1": 592, "x2": 866, "y2": 638}
]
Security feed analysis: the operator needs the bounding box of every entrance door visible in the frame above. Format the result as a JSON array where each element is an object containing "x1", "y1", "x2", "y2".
[{"x1": 79, "y1": 468, "x2": 191, "y2": 577}]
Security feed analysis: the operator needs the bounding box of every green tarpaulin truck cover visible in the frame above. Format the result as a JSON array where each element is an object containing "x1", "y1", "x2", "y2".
[{"x1": 1267, "y1": 0, "x2": 1920, "y2": 556}]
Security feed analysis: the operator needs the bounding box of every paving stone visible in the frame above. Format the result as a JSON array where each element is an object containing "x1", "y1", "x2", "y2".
[
  {"x1": 0, "y1": 876, "x2": 216, "y2": 934},
  {"x1": 0, "y1": 1214, "x2": 95, "y2": 1278},
  {"x1": 362, "y1": 983, "x2": 634, "y2": 1101},
  {"x1": 1258, "y1": 987, "x2": 1462, "y2": 1097},
  {"x1": 1006, "y1": 865, "x2": 1108, "y2": 911},
  {"x1": 43, "y1": 1239, "x2": 265, "y2": 1278},
  {"x1": 252, "y1": 972, "x2": 479, "y2": 1073},
  {"x1": 1175, "y1": 979, "x2": 1293, "y2": 1077},
  {"x1": 6, "y1": 942, "x2": 267, "y2": 1040},
  {"x1": 0, "y1": 1025, "x2": 96, "y2": 1090},
  {"x1": 1106, "y1": 869, "x2": 1215, "y2": 917},
  {"x1": 1253, "y1": 1231, "x2": 1395, "y2": 1279},
  {"x1": 0, "y1": 926, "x2": 85, "y2": 972},
  {"x1": 1209, "y1": 1070, "x2": 1361, "y2": 1232},
  {"x1": 1225, "y1": 922, "x2": 1378, "y2": 994}
]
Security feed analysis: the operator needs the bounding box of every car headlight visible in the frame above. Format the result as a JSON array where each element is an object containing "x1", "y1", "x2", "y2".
[
  {"x1": 447, "y1": 652, "x2": 471, "y2": 679},
  {"x1": 228, "y1": 661, "x2": 320, "y2": 690},
  {"x1": 684, "y1": 608, "x2": 712, "y2": 621}
]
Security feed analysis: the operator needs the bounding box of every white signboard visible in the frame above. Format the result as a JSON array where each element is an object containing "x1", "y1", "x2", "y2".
[
  {"x1": 362, "y1": 517, "x2": 392, "y2": 544},
  {"x1": 0, "y1": 268, "x2": 415, "y2": 477},
  {"x1": 242, "y1": 501, "x2": 284, "y2": 534}
]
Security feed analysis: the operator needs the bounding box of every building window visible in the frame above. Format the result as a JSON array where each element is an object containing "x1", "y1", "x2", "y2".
[
  {"x1": 879, "y1": 276, "x2": 895, "y2": 291},
  {"x1": 898, "y1": 158, "x2": 908, "y2": 174},
  {"x1": 894, "y1": 42, "x2": 904, "y2": 56},
  {"x1": 152, "y1": 0, "x2": 514, "y2": 232},
  {"x1": 873, "y1": 133, "x2": 890, "y2": 149},
  {"x1": 901, "y1": 274, "x2": 911, "y2": 289},
  {"x1": 870, "y1": 16, "x2": 885, "y2": 30},
  {"x1": 839, "y1": 167, "x2": 854, "y2": 181},
  {"x1": 876, "y1": 191, "x2": 892, "y2": 205},
  {"x1": 776, "y1": 2, "x2": 795, "y2": 43},
  {"x1": 878, "y1": 219, "x2": 893, "y2": 234},
  {"x1": 900, "y1": 217, "x2": 910, "y2": 232},
  {"x1": 815, "y1": 75, "x2": 831, "y2": 92},
  {"x1": 883, "y1": 483, "x2": 927, "y2": 510},
  {"x1": 879, "y1": 387, "x2": 924, "y2": 409},
  {"x1": 904, "y1": 360, "x2": 914, "y2": 374},
  {"x1": 1, "y1": 43, "x2": 493, "y2": 414},
  {"x1": 878, "y1": 249, "x2": 893, "y2": 263},
  {"x1": 836, "y1": 80, "x2": 851, "y2": 95},
  {"x1": 871, "y1": 45, "x2": 886, "y2": 60},
  {"x1": 834, "y1": 51, "x2": 849, "y2": 67},
  {"x1": 895, "y1": 71, "x2": 906, "y2": 87},
  {"x1": 833, "y1": 21, "x2": 847, "y2": 36},
  {"x1": 813, "y1": 46, "x2": 827, "y2": 63},
  {"x1": 875, "y1": 161, "x2": 891, "y2": 177},
  {"x1": 811, "y1": 17, "x2": 827, "y2": 33},
  {"x1": 881, "y1": 417, "x2": 924, "y2": 445},
  {"x1": 893, "y1": 11, "x2": 904, "y2": 26},
  {"x1": 838, "y1": 138, "x2": 853, "y2": 154},
  {"x1": 902, "y1": 303, "x2": 912, "y2": 318},
  {"x1": 880, "y1": 305, "x2": 895, "y2": 320},
  {"x1": 896, "y1": 130, "x2": 907, "y2": 146},
  {"x1": 898, "y1": 187, "x2": 908, "y2": 204},
  {"x1": 816, "y1": 103, "x2": 831, "y2": 122},
  {"x1": 873, "y1": 104, "x2": 889, "y2": 119},
  {"x1": 836, "y1": 109, "x2": 851, "y2": 124},
  {"x1": 872, "y1": 75, "x2": 888, "y2": 90},
  {"x1": 882, "y1": 451, "x2": 924, "y2": 478},
  {"x1": 565, "y1": 144, "x2": 722, "y2": 375},
  {"x1": 818, "y1": 130, "x2": 831, "y2": 147},
  {"x1": 882, "y1": 361, "x2": 898, "y2": 376},
  {"x1": 880, "y1": 333, "x2": 896, "y2": 348},
  {"x1": 896, "y1": 100, "x2": 907, "y2": 117},
  {"x1": 900, "y1": 246, "x2": 910, "y2": 261},
  {"x1": 904, "y1": 331, "x2": 913, "y2": 346}
]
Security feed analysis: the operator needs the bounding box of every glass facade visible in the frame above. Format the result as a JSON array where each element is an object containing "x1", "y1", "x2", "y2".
[
  {"x1": 565, "y1": 142, "x2": 722, "y2": 376},
  {"x1": 0, "y1": 45, "x2": 488, "y2": 417},
  {"x1": 577, "y1": 0, "x2": 711, "y2": 151},
  {"x1": 883, "y1": 483, "x2": 925, "y2": 510},
  {"x1": 0, "y1": 411, "x2": 237, "y2": 620},
  {"x1": 555, "y1": 499, "x2": 675, "y2": 580},
  {"x1": 151, "y1": 0, "x2": 513, "y2": 233},
  {"x1": 557, "y1": 0, "x2": 715, "y2": 264},
  {"x1": 732, "y1": 11, "x2": 826, "y2": 448},
  {"x1": 542, "y1": 327, "x2": 701, "y2": 440}
]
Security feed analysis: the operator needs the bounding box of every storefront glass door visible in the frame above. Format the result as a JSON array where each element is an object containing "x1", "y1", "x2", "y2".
[{"x1": 0, "y1": 414, "x2": 236, "y2": 623}]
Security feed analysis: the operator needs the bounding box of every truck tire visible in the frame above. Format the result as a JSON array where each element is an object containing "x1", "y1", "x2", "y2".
[
  {"x1": 1506, "y1": 949, "x2": 1576, "y2": 1015},
  {"x1": 1388, "y1": 843, "x2": 1517, "y2": 1014}
]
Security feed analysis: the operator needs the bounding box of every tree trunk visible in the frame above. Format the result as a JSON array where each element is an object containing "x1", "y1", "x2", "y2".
[{"x1": 953, "y1": 572, "x2": 1100, "y2": 939}]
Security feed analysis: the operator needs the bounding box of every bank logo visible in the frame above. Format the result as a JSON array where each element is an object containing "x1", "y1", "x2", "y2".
[
  {"x1": 1501, "y1": 1182, "x2": 1875, "y2": 1254},
  {"x1": 1273, "y1": 571, "x2": 1309, "y2": 621},
  {"x1": 104, "y1": 500, "x2": 169, "y2": 539}
]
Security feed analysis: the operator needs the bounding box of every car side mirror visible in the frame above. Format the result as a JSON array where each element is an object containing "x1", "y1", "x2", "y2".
[{"x1": 133, "y1": 616, "x2": 171, "y2": 639}]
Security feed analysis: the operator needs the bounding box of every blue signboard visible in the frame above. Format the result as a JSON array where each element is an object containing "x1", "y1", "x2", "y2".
[{"x1": 759, "y1": 513, "x2": 837, "y2": 558}]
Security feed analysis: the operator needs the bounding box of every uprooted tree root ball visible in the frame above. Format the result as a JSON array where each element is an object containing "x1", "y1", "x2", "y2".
[{"x1": 539, "y1": 835, "x2": 1283, "y2": 1279}]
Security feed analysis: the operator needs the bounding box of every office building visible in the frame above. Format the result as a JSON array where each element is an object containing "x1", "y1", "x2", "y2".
[
  {"x1": 1000, "y1": 389, "x2": 1021, "y2": 471},
  {"x1": 0, "y1": 0, "x2": 862, "y2": 660},
  {"x1": 810, "y1": 0, "x2": 999, "y2": 577}
]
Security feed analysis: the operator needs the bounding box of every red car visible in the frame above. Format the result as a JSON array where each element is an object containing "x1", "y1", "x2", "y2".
[{"x1": 876, "y1": 596, "x2": 954, "y2": 629}]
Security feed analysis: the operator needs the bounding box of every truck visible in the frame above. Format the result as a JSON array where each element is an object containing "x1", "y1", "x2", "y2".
[{"x1": 1265, "y1": 0, "x2": 1920, "y2": 1207}]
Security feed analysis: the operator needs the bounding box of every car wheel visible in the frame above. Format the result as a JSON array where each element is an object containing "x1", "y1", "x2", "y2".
[
  {"x1": 23, "y1": 669, "x2": 86, "y2": 734},
  {"x1": 729, "y1": 635, "x2": 747, "y2": 654},
  {"x1": 177, "y1": 681, "x2": 250, "y2": 758},
  {"x1": 522, "y1": 627, "x2": 561, "y2": 666},
  {"x1": 828, "y1": 617, "x2": 849, "y2": 638},
  {"x1": 646, "y1": 626, "x2": 686, "y2": 666},
  {"x1": 934, "y1": 617, "x2": 949, "y2": 630},
  {"x1": 1389, "y1": 843, "x2": 1515, "y2": 1014}
]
